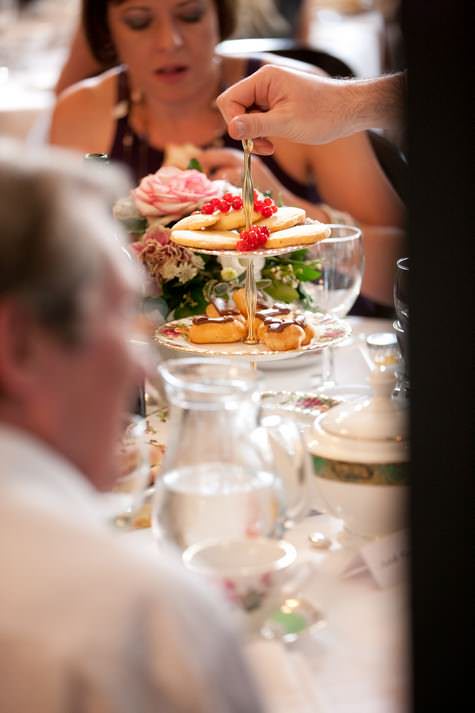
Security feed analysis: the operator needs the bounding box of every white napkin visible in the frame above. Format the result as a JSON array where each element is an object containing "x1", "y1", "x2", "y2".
[{"x1": 245, "y1": 639, "x2": 325, "y2": 713}]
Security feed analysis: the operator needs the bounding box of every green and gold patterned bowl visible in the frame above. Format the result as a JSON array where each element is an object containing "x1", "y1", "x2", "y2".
[{"x1": 306, "y1": 368, "x2": 409, "y2": 538}]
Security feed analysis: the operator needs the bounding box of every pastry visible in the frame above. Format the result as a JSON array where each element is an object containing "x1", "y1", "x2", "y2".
[
  {"x1": 188, "y1": 315, "x2": 247, "y2": 344},
  {"x1": 253, "y1": 305, "x2": 293, "y2": 336},
  {"x1": 232, "y1": 287, "x2": 268, "y2": 318},
  {"x1": 205, "y1": 295, "x2": 243, "y2": 319},
  {"x1": 295, "y1": 315, "x2": 316, "y2": 346},
  {"x1": 259, "y1": 320, "x2": 307, "y2": 351}
]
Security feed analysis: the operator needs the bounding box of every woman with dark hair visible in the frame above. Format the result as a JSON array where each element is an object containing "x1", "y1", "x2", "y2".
[{"x1": 50, "y1": 0, "x2": 405, "y2": 307}]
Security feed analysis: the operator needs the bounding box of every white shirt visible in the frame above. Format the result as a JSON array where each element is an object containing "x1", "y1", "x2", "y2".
[{"x1": 0, "y1": 425, "x2": 265, "y2": 713}]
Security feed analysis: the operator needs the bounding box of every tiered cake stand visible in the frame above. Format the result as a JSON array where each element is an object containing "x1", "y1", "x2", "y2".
[{"x1": 154, "y1": 243, "x2": 351, "y2": 363}]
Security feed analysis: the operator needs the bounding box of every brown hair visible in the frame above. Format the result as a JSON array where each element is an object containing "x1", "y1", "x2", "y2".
[
  {"x1": 83, "y1": 0, "x2": 237, "y2": 66},
  {"x1": 0, "y1": 141, "x2": 131, "y2": 346}
]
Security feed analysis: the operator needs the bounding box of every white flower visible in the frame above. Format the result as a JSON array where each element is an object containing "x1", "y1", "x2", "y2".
[
  {"x1": 176, "y1": 263, "x2": 199, "y2": 284},
  {"x1": 219, "y1": 255, "x2": 265, "y2": 280}
]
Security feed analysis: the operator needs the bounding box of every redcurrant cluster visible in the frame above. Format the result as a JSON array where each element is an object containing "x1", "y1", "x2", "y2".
[
  {"x1": 200, "y1": 193, "x2": 242, "y2": 214},
  {"x1": 236, "y1": 225, "x2": 270, "y2": 252},
  {"x1": 254, "y1": 193, "x2": 278, "y2": 219},
  {"x1": 200, "y1": 191, "x2": 278, "y2": 218}
]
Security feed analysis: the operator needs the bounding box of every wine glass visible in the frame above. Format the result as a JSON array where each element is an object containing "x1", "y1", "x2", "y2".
[
  {"x1": 250, "y1": 412, "x2": 312, "y2": 527},
  {"x1": 394, "y1": 256, "x2": 409, "y2": 330},
  {"x1": 102, "y1": 415, "x2": 152, "y2": 529},
  {"x1": 301, "y1": 225, "x2": 364, "y2": 386},
  {"x1": 393, "y1": 256, "x2": 410, "y2": 396}
]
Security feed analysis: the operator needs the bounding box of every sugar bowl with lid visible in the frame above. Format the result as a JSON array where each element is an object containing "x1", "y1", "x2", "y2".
[{"x1": 306, "y1": 367, "x2": 409, "y2": 539}]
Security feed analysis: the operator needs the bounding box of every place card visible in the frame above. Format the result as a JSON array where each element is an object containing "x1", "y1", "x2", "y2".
[{"x1": 341, "y1": 530, "x2": 410, "y2": 589}]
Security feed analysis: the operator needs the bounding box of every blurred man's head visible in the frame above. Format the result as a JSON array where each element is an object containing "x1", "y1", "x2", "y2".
[{"x1": 0, "y1": 141, "x2": 144, "y2": 489}]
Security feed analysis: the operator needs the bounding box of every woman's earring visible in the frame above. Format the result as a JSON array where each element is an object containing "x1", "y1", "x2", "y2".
[{"x1": 131, "y1": 89, "x2": 144, "y2": 105}]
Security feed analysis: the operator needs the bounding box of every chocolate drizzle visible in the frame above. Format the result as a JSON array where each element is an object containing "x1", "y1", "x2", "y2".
[
  {"x1": 255, "y1": 306, "x2": 291, "y2": 321},
  {"x1": 264, "y1": 317, "x2": 306, "y2": 333},
  {"x1": 192, "y1": 316, "x2": 235, "y2": 325}
]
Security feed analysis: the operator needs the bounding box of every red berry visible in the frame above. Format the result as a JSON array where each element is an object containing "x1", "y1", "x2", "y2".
[
  {"x1": 223, "y1": 192, "x2": 234, "y2": 203},
  {"x1": 271, "y1": 204, "x2": 278, "y2": 213},
  {"x1": 219, "y1": 200, "x2": 231, "y2": 212},
  {"x1": 263, "y1": 196, "x2": 273, "y2": 206},
  {"x1": 254, "y1": 200, "x2": 263, "y2": 211},
  {"x1": 236, "y1": 225, "x2": 270, "y2": 251},
  {"x1": 201, "y1": 203, "x2": 214, "y2": 214},
  {"x1": 261, "y1": 206, "x2": 273, "y2": 218},
  {"x1": 232, "y1": 197, "x2": 243, "y2": 210}
]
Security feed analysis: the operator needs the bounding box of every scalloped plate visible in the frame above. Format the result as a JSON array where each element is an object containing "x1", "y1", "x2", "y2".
[
  {"x1": 153, "y1": 313, "x2": 351, "y2": 362},
  {"x1": 187, "y1": 244, "x2": 317, "y2": 258}
]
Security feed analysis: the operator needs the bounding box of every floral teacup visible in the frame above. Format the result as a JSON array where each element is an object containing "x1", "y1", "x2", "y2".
[{"x1": 182, "y1": 537, "x2": 297, "y2": 633}]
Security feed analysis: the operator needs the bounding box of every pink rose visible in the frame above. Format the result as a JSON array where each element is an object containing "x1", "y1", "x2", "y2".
[{"x1": 133, "y1": 167, "x2": 225, "y2": 222}]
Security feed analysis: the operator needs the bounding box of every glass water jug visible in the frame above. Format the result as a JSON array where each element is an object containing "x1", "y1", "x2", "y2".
[{"x1": 152, "y1": 358, "x2": 287, "y2": 550}]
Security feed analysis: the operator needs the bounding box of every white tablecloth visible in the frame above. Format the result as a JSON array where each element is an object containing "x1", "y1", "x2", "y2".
[{"x1": 125, "y1": 316, "x2": 409, "y2": 713}]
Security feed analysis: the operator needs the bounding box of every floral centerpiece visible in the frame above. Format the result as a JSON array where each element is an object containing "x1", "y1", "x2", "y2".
[{"x1": 113, "y1": 165, "x2": 322, "y2": 320}]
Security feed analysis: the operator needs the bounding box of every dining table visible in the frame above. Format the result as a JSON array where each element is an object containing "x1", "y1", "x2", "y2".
[{"x1": 116, "y1": 315, "x2": 410, "y2": 713}]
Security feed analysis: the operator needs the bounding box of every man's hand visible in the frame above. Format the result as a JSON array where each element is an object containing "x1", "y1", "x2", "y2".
[{"x1": 216, "y1": 65, "x2": 405, "y2": 153}]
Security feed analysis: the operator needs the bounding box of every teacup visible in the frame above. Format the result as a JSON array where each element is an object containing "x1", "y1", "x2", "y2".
[{"x1": 182, "y1": 537, "x2": 297, "y2": 632}]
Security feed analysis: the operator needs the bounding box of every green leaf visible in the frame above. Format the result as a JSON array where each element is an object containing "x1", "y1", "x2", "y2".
[
  {"x1": 285, "y1": 249, "x2": 308, "y2": 261},
  {"x1": 292, "y1": 265, "x2": 321, "y2": 281},
  {"x1": 121, "y1": 217, "x2": 147, "y2": 234},
  {"x1": 187, "y1": 158, "x2": 204, "y2": 172},
  {"x1": 264, "y1": 284, "x2": 300, "y2": 302}
]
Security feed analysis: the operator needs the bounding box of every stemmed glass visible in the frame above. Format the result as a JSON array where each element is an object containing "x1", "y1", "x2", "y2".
[
  {"x1": 104, "y1": 415, "x2": 152, "y2": 529},
  {"x1": 393, "y1": 256, "x2": 410, "y2": 396},
  {"x1": 301, "y1": 225, "x2": 364, "y2": 386}
]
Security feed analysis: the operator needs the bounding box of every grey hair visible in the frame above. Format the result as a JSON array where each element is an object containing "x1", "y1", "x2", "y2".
[{"x1": 0, "y1": 140, "x2": 134, "y2": 345}]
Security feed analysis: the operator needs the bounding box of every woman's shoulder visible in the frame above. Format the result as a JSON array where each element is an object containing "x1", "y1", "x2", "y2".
[
  {"x1": 55, "y1": 66, "x2": 120, "y2": 109},
  {"x1": 49, "y1": 67, "x2": 120, "y2": 152}
]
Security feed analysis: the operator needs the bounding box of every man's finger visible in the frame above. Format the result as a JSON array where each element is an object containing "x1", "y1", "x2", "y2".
[
  {"x1": 248, "y1": 137, "x2": 275, "y2": 155},
  {"x1": 228, "y1": 112, "x2": 277, "y2": 142},
  {"x1": 216, "y1": 75, "x2": 261, "y2": 123}
]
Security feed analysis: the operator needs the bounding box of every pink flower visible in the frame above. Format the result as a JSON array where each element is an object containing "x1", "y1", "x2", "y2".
[
  {"x1": 143, "y1": 224, "x2": 171, "y2": 245},
  {"x1": 133, "y1": 166, "x2": 226, "y2": 222}
]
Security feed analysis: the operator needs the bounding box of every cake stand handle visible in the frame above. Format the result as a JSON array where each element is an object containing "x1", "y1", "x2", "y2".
[{"x1": 244, "y1": 257, "x2": 258, "y2": 344}]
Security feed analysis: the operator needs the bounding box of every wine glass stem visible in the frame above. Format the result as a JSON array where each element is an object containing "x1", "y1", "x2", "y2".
[{"x1": 321, "y1": 346, "x2": 336, "y2": 386}]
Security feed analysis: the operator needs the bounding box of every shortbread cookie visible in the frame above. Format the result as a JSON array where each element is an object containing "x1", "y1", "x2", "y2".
[
  {"x1": 265, "y1": 222, "x2": 331, "y2": 248},
  {"x1": 255, "y1": 206, "x2": 306, "y2": 232},
  {"x1": 171, "y1": 213, "x2": 219, "y2": 230},
  {"x1": 170, "y1": 229, "x2": 239, "y2": 250},
  {"x1": 212, "y1": 207, "x2": 262, "y2": 231}
]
